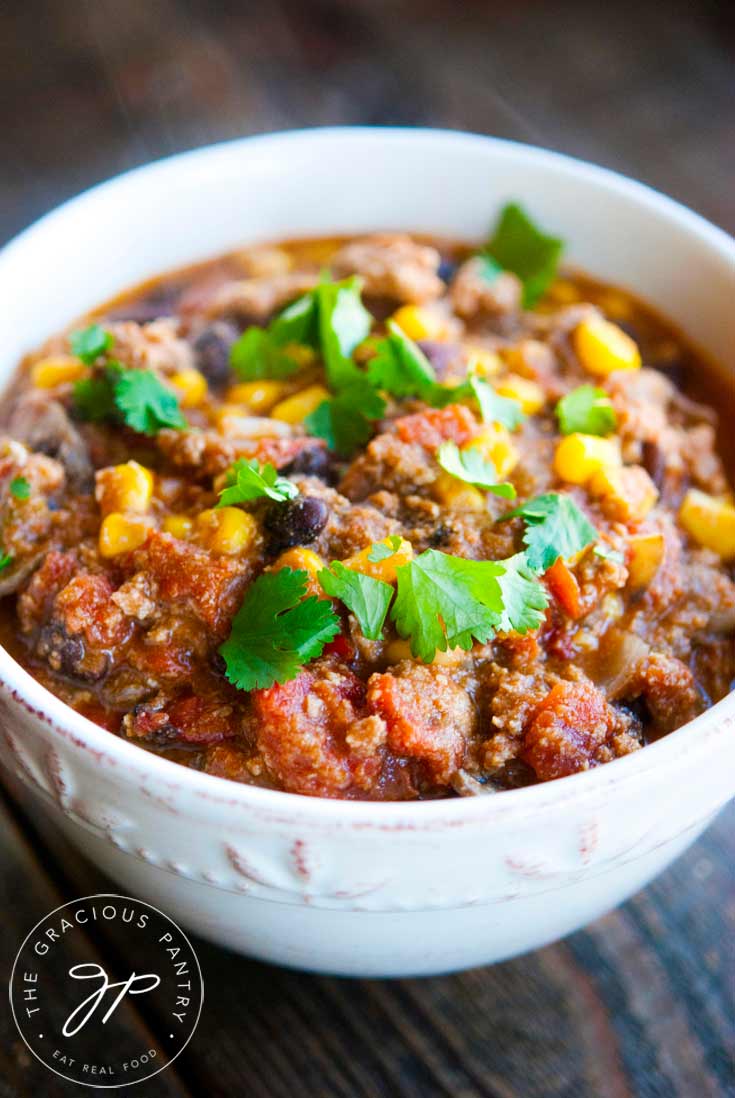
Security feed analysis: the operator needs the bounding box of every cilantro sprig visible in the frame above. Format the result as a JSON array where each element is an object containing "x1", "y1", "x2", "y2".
[
  {"x1": 391, "y1": 548, "x2": 547, "y2": 662},
  {"x1": 436, "y1": 441, "x2": 516, "y2": 499},
  {"x1": 217, "y1": 458, "x2": 298, "y2": 507},
  {"x1": 483, "y1": 203, "x2": 564, "y2": 308},
  {"x1": 230, "y1": 275, "x2": 371, "y2": 390},
  {"x1": 499, "y1": 492, "x2": 597, "y2": 572},
  {"x1": 305, "y1": 380, "x2": 386, "y2": 456},
  {"x1": 556, "y1": 385, "x2": 617, "y2": 436},
  {"x1": 219, "y1": 568, "x2": 340, "y2": 691},
  {"x1": 367, "y1": 321, "x2": 438, "y2": 401},
  {"x1": 318, "y1": 562, "x2": 393, "y2": 641},
  {"x1": 73, "y1": 363, "x2": 186, "y2": 436},
  {"x1": 0, "y1": 551, "x2": 12, "y2": 572},
  {"x1": 9, "y1": 477, "x2": 31, "y2": 501},
  {"x1": 69, "y1": 323, "x2": 114, "y2": 365}
]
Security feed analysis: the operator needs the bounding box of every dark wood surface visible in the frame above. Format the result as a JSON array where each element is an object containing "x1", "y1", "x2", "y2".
[{"x1": 1, "y1": 1, "x2": 734, "y2": 1095}]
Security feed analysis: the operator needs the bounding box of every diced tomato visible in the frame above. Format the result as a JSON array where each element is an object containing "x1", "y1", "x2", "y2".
[
  {"x1": 394, "y1": 404, "x2": 479, "y2": 449},
  {"x1": 545, "y1": 558, "x2": 582, "y2": 619},
  {"x1": 521, "y1": 680, "x2": 618, "y2": 781},
  {"x1": 366, "y1": 664, "x2": 473, "y2": 784}
]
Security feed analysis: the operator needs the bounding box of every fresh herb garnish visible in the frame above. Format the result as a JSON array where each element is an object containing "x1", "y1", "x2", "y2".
[
  {"x1": 305, "y1": 380, "x2": 386, "y2": 456},
  {"x1": 229, "y1": 328, "x2": 303, "y2": 381},
  {"x1": 69, "y1": 323, "x2": 114, "y2": 365},
  {"x1": 0, "y1": 551, "x2": 12, "y2": 572},
  {"x1": 230, "y1": 276, "x2": 371, "y2": 390},
  {"x1": 391, "y1": 549, "x2": 547, "y2": 662},
  {"x1": 318, "y1": 562, "x2": 393, "y2": 641},
  {"x1": 73, "y1": 365, "x2": 186, "y2": 435},
  {"x1": 593, "y1": 544, "x2": 625, "y2": 564},
  {"x1": 436, "y1": 441, "x2": 516, "y2": 498},
  {"x1": 217, "y1": 458, "x2": 298, "y2": 507},
  {"x1": 9, "y1": 476, "x2": 31, "y2": 500},
  {"x1": 483, "y1": 203, "x2": 564, "y2": 308},
  {"x1": 499, "y1": 492, "x2": 597, "y2": 572},
  {"x1": 219, "y1": 568, "x2": 340, "y2": 691},
  {"x1": 367, "y1": 321, "x2": 438, "y2": 400},
  {"x1": 556, "y1": 385, "x2": 617, "y2": 436},
  {"x1": 368, "y1": 535, "x2": 403, "y2": 563},
  {"x1": 468, "y1": 376, "x2": 525, "y2": 430}
]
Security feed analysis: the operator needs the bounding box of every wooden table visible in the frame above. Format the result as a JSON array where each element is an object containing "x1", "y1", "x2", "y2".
[{"x1": 1, "y1": 1, "x2": 733, "y2": 1094}]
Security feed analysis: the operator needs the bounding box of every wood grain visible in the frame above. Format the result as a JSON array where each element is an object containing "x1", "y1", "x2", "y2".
[{"x1": 1, "y1": 0, "x2": 733, "y2": 1095}]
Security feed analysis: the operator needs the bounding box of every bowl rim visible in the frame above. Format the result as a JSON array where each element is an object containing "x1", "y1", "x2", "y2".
[{"x1": 1, "y1": 125, "x2": 734, "y2": 827}]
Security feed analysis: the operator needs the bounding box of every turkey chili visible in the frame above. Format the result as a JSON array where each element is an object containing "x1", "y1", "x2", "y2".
[{"x1": 1, "y1": 205, "x2": 734, "y2": 800}]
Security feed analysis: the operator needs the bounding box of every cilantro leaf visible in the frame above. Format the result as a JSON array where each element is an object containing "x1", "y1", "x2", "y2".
[
  {"x1": 0, "y1": 551, "x2": 12, "y2": 572},
  {"x1": 305, "y1": 381, "x2": 386, "y2": 456},
  {"x1": 556, "y1": 385, "x2": 617, "y2": 436},
  {"x1": 113, "y1": 368, "x2": 187, "y2": 434},
  {"x1": 316, "y1": 276, "x2": 372, "y2": 390},
  {"x1": 217, "y1": 458, "x2": 298, "y2": 507},
  {"x1": 69, "y1": 323, "x2": 114, "y2": 365},
  {"x1": 500, "y1": 492, "x2": 597, "y2": 572},
  {"x1": 229, "y1": 327, "x2": 303, "y2": 381},
  {"x1": 368, "y1": 535, "x2": 403, "y2": 563},
  {"x1": 367, "y1": 321, "x2": 438, "y2": 400},
  {"x1": 469, "y1": 376, "x2": 525, "y2": 430},
  {"x1": 436, "y1": 441, "x2": 516, "y2": 499},
  {"x1": 73, "y1": 365, "x2": 186, "y2": 435},
  {"x1": 484, "y1": 203, "x2": 564, "y2": 308},
  {"x1": 391, "y1": 548, "x2": 548, "y2": 661},
  {"x1": 391, "y1": 549, "x2": 506, "y2": 661},
  {"x1": 494, "y1": 553, "x2": 549, "y2": 633},
  {"x1": 270, "y1": 291, "x2": 320, "y2": 348},
  {"x1": 318, "y1": 562, "x2": 393, "y2": 641},
  {"x1": 219, "y1": 568, "x2": 341, "y2": 691},
  {"x1": 72, "y1": 374, "x2": 119, "y2": 422},
  {"x1": 9, "y1": 476, "x2": 31, "y2": 500},
  {"x1": 593, "y1": 544, "x2": 625, "y2": 564}
]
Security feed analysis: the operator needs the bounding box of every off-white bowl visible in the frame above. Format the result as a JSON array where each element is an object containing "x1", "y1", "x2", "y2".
[{"x1": 0, "y1": 129, "x2": 733, "y2": 977}]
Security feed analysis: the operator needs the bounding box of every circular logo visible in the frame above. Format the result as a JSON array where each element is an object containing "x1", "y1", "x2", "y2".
[{"x1": 9, "y1": 894, "x2": 203, "y2": 1088}]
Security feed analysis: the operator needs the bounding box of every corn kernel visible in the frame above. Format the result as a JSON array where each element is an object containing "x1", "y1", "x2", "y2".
[
  {"x1": 574, "y1": 316, "x2": 641, "y2": 376},
  {"x1": 342, "y1": 536, "x2": 413, "y2": 584},
  {"x1": 391, "y1": 305, "x2": 446, "y2": 342},
  {"x1": 271, "y1": 384, "x2": 330, "y2": 424},
  {"x1": 465, "y1": 346, "x2": 502, "y2": 378},
  {"x1": 678, "y1": 489, "x2": 735, "y2": 560},
  {"x1": 170, "y1": 368, "x2": 208, "y2": 408},
  {"x1": 227, "y1": 380, "x2": 290, "y2": 414},
  {"x1": 432, "y1": 471, "x2": 486, "y2": 512},
  {"x1": 272, "y1": 547, "x2": 326, "y2": 597},
  {"x1": 98, "y1": 513, "x2": 150, "y2": 558},
  {"x1": 469, "y1": 426, "x2": 519, "y2": 479},
  {"x1": 495, "y1": 374, "x2": 545, "y2": 415},
  {"x1": 274, "y1": 547, "x2": 325, "y2": 578},
  {"x1": 548, "y1": 279, "x2": 581, "y2": 305},
  {"x1": 589, "y1": 465, "x2": 658, "y2": 522},
  {"x1": 31, "y1": 355, "x2": 88, "y2": 388},
  {"x1": 196, "y1": 507, "x2": 258, "y2": 555},
  {"x1": 554, "y1": 433, "x2": 621, "y2": 485},
  {"x1": 163, "y1": 514, "x2": 194, "y2": 539},
  {"x1": 626, "y1": 532, "x2": 665, "y2": 590},
  {"x1": 96, "y1": 461, "x2": 154, "y2": 516}
]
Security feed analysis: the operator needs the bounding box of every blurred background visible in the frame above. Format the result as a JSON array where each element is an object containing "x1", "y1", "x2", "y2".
[
  {"x1": 1, "y1": 3, "x2": 734, "y2": 1096},
  {"x1": 2, "y1": 0, "x2": 734, "y2": 245}
]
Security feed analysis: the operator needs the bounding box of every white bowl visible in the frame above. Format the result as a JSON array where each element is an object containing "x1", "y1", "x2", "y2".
[{"x1": 0, "y1": 129, "x2": 733, "y2": 977}]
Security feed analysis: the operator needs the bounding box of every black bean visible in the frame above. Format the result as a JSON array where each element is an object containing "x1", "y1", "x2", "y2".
[
  {"x1": 416, "y1": 340, "x2": 463, "y2": 381},
  {"x1": 641, "y1": 440, "x2": 666, "y2": 491},
  {"x1": 265, "y1": 496, "x2": 329, "y2": 553},
  {"x1": 438, "y1": 258, "x2": 457, "y2": 283},
  {"x1": 280, "y1": 445, "x2": 335, "y2": 482},
  {"x1": 193, "y1": 321, "x2": 240, "y2": 390},
  {"x1": 37, "y1": 624, "x2": 104, "y2": 681}
]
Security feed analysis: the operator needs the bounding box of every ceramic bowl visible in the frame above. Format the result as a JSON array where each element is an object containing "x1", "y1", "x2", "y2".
[{"x1": 0, "y1": 129, "x2": 733, "y2": 976}]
